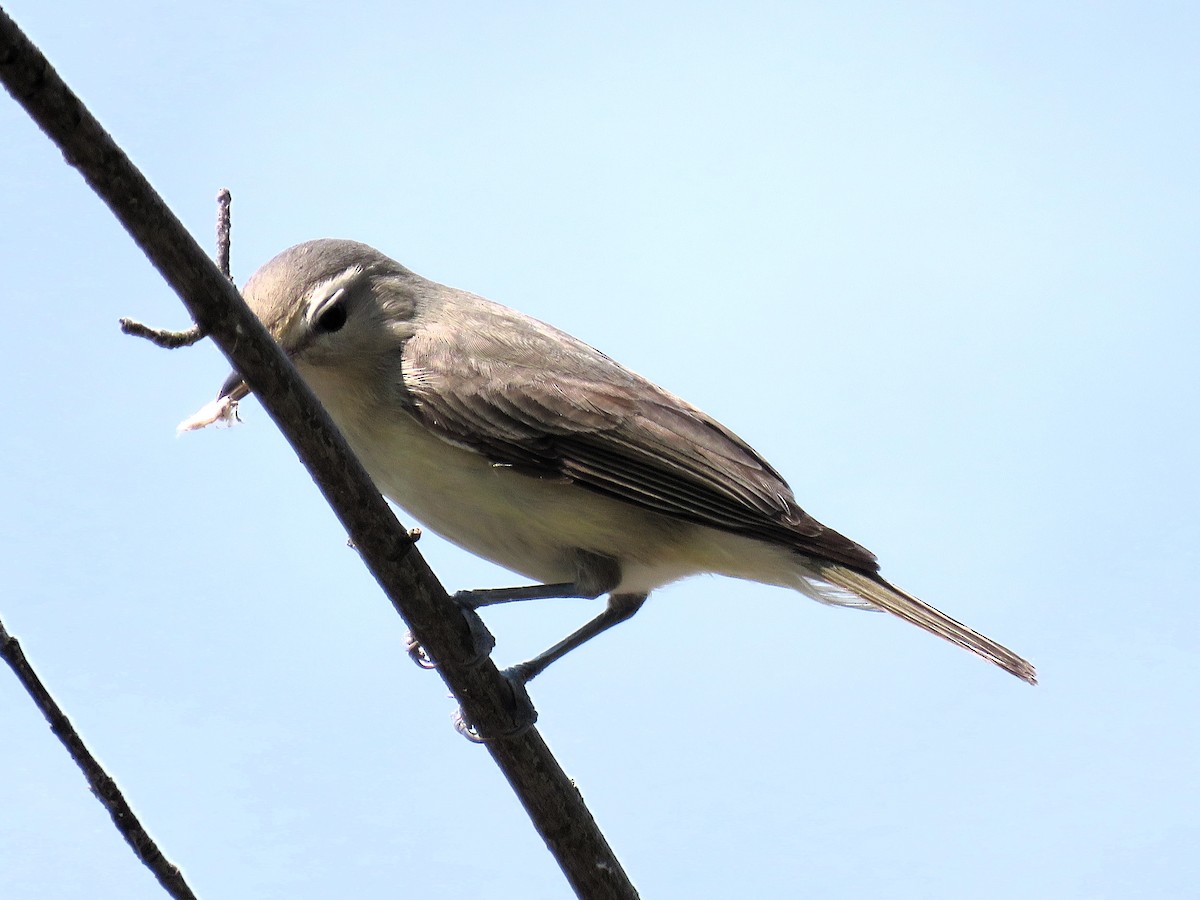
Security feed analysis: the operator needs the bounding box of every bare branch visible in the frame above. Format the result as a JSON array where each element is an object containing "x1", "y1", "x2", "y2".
[
  {"x1": 216, "y1": 188, "x2": 232, "y2": 280},
  {"x1": 0, "y1": 9, "x2": 639, "y2": 899},
  {"x1": 118, "y1": 318, "x2": 204, "y2": 347},
  {"x1": 0, "y1": 617, "x2": 199, "y2": 900},
  {"x1": 118, "y1": 191, "x2": 232, "y2": 347}
]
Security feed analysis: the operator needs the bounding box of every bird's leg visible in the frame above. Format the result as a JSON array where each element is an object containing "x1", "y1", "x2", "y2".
[
  {"x1": 425, "y1": 551, "x2": 635, "y2": 743},
  {"x1": 455, "y1": 581, "x2": 601, "y2": 606},
  {"x1": 453, "y1": 592, "x2": 643, "y2": 739},
  {"x1": 454, "y1": 549, "x2": 622, "y2": 608},
  {"x1": 504, "y1": 592, "x2": 648, "y2": 685},
  {"x1": 456, "y1": 593, "x2": 648, "y2": 741},
  {"x1": 406, "y1": 550, "x2": 620, "y2": 670}
]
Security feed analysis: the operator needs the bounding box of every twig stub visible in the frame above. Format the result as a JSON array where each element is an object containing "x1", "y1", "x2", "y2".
[
  {"x1": 118, "y1": 318, "x2": 204, "y2": 348},
  {"x1": 216, "y1": 188, "x2": 232, "y2": 280}
]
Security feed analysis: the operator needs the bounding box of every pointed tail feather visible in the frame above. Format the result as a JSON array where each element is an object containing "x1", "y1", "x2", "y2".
[{"x1": 817, "y1": 564, "x2": 1037, "y2": 685}]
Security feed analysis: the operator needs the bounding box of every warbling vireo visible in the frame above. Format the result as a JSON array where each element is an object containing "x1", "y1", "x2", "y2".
[{"x1": 198, "y1": 239, "x2": 1035, "y2": 687}]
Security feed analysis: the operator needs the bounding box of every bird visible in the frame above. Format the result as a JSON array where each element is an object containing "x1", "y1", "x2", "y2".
[{"x1": 208, "y1": 239, "x2": 1036, "y2": 687}]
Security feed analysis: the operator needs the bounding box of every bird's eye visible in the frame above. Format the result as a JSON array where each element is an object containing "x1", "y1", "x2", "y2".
[{"x1": 313, "y1": 294, "x2": 348, "y2": 334}]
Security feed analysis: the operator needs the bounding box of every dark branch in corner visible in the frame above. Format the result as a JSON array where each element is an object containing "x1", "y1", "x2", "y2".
[
  {"x1": 0, "y1": 618, "x2": 199, "y2": 900},
  {"x1": 0, "y1": 9, "x2": 638, "y2": 899}
]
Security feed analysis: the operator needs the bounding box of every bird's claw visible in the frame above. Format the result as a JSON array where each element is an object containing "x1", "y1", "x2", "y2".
[
  {"x1": 454, "y1": 670, "x2": 538, "y2": 743},
  {"x1": 405, "y1": 600, "x2": 495, "y2": 671},
  {"x1": 404, "y1": 631, "x2": 438, "y2": 669},
  {"x1": 402, "y1": 599, "x2": 533, "y2": 742}
]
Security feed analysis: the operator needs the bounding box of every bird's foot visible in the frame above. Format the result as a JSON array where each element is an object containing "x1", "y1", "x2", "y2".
[
  {"x1": 404, "y1": 631, "x2": 437, "y2": 669},
  {"x1": 453, "y1": 670, "x2": 538, "y2": 743},
  {"x1": 405, "y1": 598, "x2": 495, "y2": 671}
]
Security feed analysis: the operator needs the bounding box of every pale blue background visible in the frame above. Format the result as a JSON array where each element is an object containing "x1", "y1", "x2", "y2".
[{"x1": 2, "y1": 2, "x2": 1197, "y2": 898}]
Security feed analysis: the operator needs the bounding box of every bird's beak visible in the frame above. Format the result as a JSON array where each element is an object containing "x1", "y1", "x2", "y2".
[
  {"x1": 178, "y1": 370, "x2": 249, "y2": 433},
  {"x1": 218, "y1": 370, "x2": 251, "y2": 402}
]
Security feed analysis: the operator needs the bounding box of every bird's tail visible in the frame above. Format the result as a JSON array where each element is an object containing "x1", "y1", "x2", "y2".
[{"x1": 813, "y1": 564, "x2": 1037, "y2": 685}]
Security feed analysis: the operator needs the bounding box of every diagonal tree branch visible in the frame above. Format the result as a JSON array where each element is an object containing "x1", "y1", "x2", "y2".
[
  {"x1": 0, "y1": 616, "x2": 200, "y2": 900},
  {"x1": 0, "y1": 9, "x2": 639, "y2": 899}
]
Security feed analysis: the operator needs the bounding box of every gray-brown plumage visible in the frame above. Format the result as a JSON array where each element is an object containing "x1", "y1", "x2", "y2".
[{"x1": 217, "y1": 239, "x2": 1036, "y2": 685}]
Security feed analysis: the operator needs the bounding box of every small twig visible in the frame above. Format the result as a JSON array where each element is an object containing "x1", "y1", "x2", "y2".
[
  {"x1": 118, "y1": 318, "x2": 204, "y2": 347},
  {"x1": 0, "y1": 616, "x2": 199, "y2": 900},
  {"x1": 216, "y1": 188, "x2": 232, "y2": 280},
  {"x1": 117, "y1": 188, "x2": 233, "y2": 349}
]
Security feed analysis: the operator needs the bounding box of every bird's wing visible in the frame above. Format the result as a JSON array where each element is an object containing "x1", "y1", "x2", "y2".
[{"x1": 399, "y1": 301, "x2": 878, "y2": 571}]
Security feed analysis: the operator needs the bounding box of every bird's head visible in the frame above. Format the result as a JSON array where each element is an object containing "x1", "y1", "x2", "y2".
[{"x1": 216, "y1": 239, "x2": 420, "y2": 406}]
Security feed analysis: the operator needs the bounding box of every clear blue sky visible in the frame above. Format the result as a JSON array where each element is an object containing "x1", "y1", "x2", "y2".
[{"x1": 2, "y1": 2, "x2": 1197, "y2": 897}]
